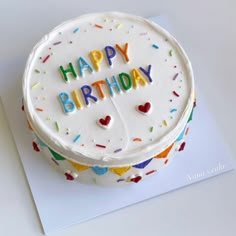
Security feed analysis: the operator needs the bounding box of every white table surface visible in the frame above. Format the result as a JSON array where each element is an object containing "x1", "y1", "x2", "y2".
[{"x1": 1, "y1": 0, "x2": 236, "y2": 235}]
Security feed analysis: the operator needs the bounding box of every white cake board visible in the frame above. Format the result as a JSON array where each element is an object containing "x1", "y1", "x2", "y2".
[{"x1": 0, "y1": 16, "x2": 234, "y2": 235}]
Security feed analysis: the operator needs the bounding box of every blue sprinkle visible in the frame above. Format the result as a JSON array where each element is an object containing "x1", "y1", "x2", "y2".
[
  {"x1": 73, "y1": 28, "x2": 79, "y2": 33},
  {"x1": 152, "y1": 44, "x2": 159, "y2": 49},
  {"x1": 170, "y1": 108, "x2": 177, "y2": 113},
  {"x1": 73, "y1": 134, "x2": 81, "y2": 143}
]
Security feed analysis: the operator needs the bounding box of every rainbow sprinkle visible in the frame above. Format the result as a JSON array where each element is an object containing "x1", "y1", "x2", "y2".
[
  {"x1": 173, "y1": 91, "x2": 180, "y2": 97},
  {"x1": 73, "y1": 134, "x2": 81, "y2": 143},
  {"x1": 173, "y1": 73, "x2": 179, "y2": 80},
  {"x1": 53, "y1": 41, "x2": 62, "y2": 45},
  {"x1": 116, "y1": 24, "x2": 123, "y2": 29},
  {"x1": 169, "y1": 49, "x2": 173, "y2": 56},
  {"x1": 73, "y1": 27, "x2": 79, "y2": 33},
  {"x1": 42, "y1": 55, "x2": 50, "y2": 63},
  {"x1": 152, "y1": 44, "x2": 159, "y2": 49},
  {"x1": 94, "y1": 24, "x2": 103, "y2": 29},
  {"x1": 55, "y1": 121, "x2": 60, "y2": 132},
  {"x1": 36, "y1": 108, "x2": 43, "y2": 112},
  {"x1": 31, "y1": 82, "x2": 40, "y2": 89},
  {"x1": 170, "y1": 108, "x2": 177, "y2": 113},
  {"x1": 150, "y1": 126, "x2": 154, "y2": 132},
  {"x1": 114, "y1": 148, "x2": 122, "y2": 153},
  {"x1": 133, "y1": 138, "x2": 142, "y2": 142},
  {"x1": 34, "y1": 69, "x2": 40, "y2": 73},
  {"x1": 163, "y1": 120, "x2": 168, "y2": 126},
  {"x1": 96, "y1": 144, "x2": 106, "y2": 148}
]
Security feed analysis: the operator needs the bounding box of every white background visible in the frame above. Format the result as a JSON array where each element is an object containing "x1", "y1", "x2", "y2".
[{"x1": 0, "y1": 0, "x2": 236, "y2": 235}]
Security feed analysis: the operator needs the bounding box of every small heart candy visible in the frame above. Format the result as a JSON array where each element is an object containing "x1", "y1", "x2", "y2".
[
  {"x1": 130, "y1": 175, "x2": 142, "y2": 183},
  {"x1": 97, "y1": 115, "x2": 112, "y2": 129},
  {"x1": 137, "y1": 102, "x2": 152, "y2": 114}
]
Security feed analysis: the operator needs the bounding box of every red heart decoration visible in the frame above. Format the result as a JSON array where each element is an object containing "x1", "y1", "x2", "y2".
[
  {"x1": 130, "y1": 175, "x2": 142, "y2": 183},
  {"x1": 138, "y1": 102, "x2": 151, "y2": 113},
  {"x1": 99, "y1": 115, "x2": 111, "y2": 126},
  {"x1": 65, "y1": 172, "x2": 74, "y2": 181}
]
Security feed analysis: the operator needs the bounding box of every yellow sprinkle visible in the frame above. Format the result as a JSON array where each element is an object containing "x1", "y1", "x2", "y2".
[
  {"x1": 163, "y1": 120, "x2": 168, "y2": 126},
  {"x1": 104, "y1": 18, "x2": 108, "y2": 22},
  {"x1": 31, "y1": 82, "x2": 40, "y2": 89},
  {"x1": 116, "y1": 24, "x2": 123, "y2": 29}
]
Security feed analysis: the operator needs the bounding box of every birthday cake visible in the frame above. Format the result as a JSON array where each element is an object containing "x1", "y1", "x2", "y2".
[{"x1": 22, "y1": 12, "x2": 195, "y2": 186}]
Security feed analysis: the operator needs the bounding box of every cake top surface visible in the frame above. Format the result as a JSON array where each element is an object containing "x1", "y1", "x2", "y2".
[{"x1": 23, "y1": 12, "x2": 194, "y2": 167}]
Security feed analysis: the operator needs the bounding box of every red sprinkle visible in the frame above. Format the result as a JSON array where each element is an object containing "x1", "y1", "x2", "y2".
[
  {"x1": 96, "y1": 144, "x2": 106, "y2": 148},
  {"x1": 164, "y1": 159, "x2": 169, "y2": 164},
  {"x1": 146, "y1": 170, "x2": 157, "y2": 175},
  {"x1": 36, "y1": 108, "x2": 43, "y2": 112},
  {"x1": 42, "y1": 55, "x2": 50, "y2": 63},
  {"x1": 173, "y1": 91, "x2": 180, "y2": 97},
  {"x1": 95, "y1": 24, "x2": 103, "y2": 29}
]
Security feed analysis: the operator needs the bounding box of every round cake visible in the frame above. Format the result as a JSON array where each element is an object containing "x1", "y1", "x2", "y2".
[{"x1": 22, "y1": 12, "x2": 195, "y2": 186}]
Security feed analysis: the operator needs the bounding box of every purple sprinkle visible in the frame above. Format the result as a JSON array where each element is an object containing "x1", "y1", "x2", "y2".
[
  {"x1": 117, "y1": 178, "x2": 125, "y2": 182},
  {"x1": 53, "y1": 41, "x2": 62, "y2": 46},
  {"x1": 114, "y1": 148, "x2": 122, "y2": 153},
  {"x1": 173, "y1": 73, "x2": 179, "y2": 80}
]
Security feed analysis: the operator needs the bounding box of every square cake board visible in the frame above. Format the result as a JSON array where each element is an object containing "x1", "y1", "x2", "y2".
[{"x1": 0, "y1": 16, "x2": 234, "y2": 234}]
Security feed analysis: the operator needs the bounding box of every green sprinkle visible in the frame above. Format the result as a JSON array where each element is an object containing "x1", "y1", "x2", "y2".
[
  {"x1": 31, "y1": 82, "x2": 40, "y2": 89},
  {"x1": 150, "y1": 126, "x2": 154, "y2": 132},
  {"x1": 55, "y1": 121, "x2": 60, "y2": 132},
  {"x1": 152, "y1": 44, "x2": 159, "y2": 49},
  {"x1": 34, "y1": 69, "x2": 40, "y2": 73},
  {"x1": 169, "y1": 49, "x2": 173, "y2": 56}
]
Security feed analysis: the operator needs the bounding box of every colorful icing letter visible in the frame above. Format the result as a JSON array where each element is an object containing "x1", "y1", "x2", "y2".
[
  {"x1": 91, "y1": 80, "x2": 106, "y2": 99},
  {"x1": 119, "y1": 72, "x2": 132, "y2": 91},
  {"x1": 58, "y1": 92, "x2": 76, "y2": 114},
  {"x1": 89, "y1": 50, "x2": 103, "y2": 71},
  {"x1": 59, "y1": 62, "x2": 77, "y2": 83},
  {"x1": 78, "y1": 57, "x2": 93, "y2": 77},
  {"x1": 139, "y1": 65, "x2": 153, "y2": 83},
  {"x1": 72, "y1": 90, "x2": 83, "y2": 109},
  {"x1": 81, "y1": 85, "x2": 98, "y2": 106},
  {"x1": 104, "y1": 46, "x2": 116, "y2": 66},
  {"x1": 105, "y1": 76, "x2": 121, "y2": 96},
  {"x1": 131, "y1": 68, "x2": 148, "y2": 88},
  {"x1": 115, "y1": 43, "x2": 129, "y2": 63}
]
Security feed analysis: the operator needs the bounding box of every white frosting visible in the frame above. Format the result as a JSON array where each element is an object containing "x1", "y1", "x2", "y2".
[{"x1": 23, "y1": 12, "x2": 194, "y2": 167}]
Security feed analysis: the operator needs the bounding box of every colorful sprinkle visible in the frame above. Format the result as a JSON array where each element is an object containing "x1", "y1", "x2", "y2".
[
  {"x1": 104, "y1": 18, "x2": 108, "y2": 22},
  {"x1": 164, "y1": 159, "x2": 169, "y2": 164},
  {"x1": 114, "y1": 148, "x2": 122, "y2": 153},
  {"x1": 94, "y1": 24, "x2": 103, "y2": 29},
  {"x1": 173, "y1": 91, "x2": 180, "y2": 97},
  {"x1": 173, "y1": 73, "x2": 179, "y2": 80},
  {"x1": 117, "y1": 178, "x2": 125, "y2": 182},
  {"x1": 53, "y1": 41, "x2": 62, "y2": 45},
  {"x1": 169, "y1": 49, "x2": 173, "y2": 56},
  {"x1": 73, "y1": 134, "x2": 81, "y2": 143},
  {"x1": 31, "y1": 82, "x2": 40, "y2": 89},
  {"x1": 116, "y1": 24, "x2": 123, "y2": 29},
  {"x1": 170, "y1": 108, "x2": 177, "y2": 113},
  {"x1": 150, "y1": 126, "x2": 154, "y2": 132},
  {"x1": 163, "y1": 120, "x2": 168, "y2": 126},
  {"x1": 96, "y1": 144, "x2": 106, "y2": 148},
  {"x1": 34, "y1": 69, "x2": 40, "y2": 73},
  {"x1": 133, "y1": 138, "x2": 142, "y2": 142},
  {"x1": 185, "y1": 127, "x2": 190, "y2": 136},
  {"x1": 152, "y1": 44, "x2": 159, "y2": 49},
  {"x1": 51, "y1": 158, "x2": 59, "y2": 166},
  {"x1": 73, "y1": 27, "x2": 79, "y2": 33},
  {"x1": 146, "y1": 170, "x2": 157, "y2": 175},
  {"x1": 42, "y1": 55, "x2": 50, "y2": 63},
  {"x1": 55, "y1": 121, "x2": 60, "y2": 132},
  {"x1": 36, "y1": 108, "x2": 43, "y2": 112}
]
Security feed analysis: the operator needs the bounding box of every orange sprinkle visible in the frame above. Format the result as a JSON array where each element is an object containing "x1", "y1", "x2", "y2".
[
  {"x1": 94, "y1": 24, "x2": 103, "y2": 29},
  {"x1": 36, "y1": 108, "x2": 43, "y2": 112},
  {"x1": 133, "y1": 138, "x2": 142, "y2": 142}
]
